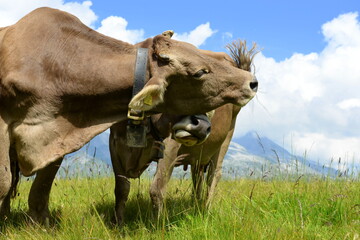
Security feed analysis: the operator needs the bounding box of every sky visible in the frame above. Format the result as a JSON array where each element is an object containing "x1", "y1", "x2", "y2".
[{"x1": 0, "y1": 0, "x2": 359, "y2": 166}]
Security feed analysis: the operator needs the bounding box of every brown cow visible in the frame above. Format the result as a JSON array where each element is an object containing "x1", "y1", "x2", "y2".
[
  {"x1": 109, "y1": 40, "x2": 258, "y2": 225},
  {"x1": 109, "y1": 112, "x2": 214, "y2": 226},
  {"x1": 0, "y1": 8, "x2": 257, "y2": 221},
  {"x1": 150, "y1": 41, "x2": 259, "y2": 213}
]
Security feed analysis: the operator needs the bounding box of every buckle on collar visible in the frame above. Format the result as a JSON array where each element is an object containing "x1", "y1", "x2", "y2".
[{"x1": 127, "y1": 109, "x2": 145, "y2": 121}]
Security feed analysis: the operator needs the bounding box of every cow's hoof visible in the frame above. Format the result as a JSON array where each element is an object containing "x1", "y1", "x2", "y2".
[
  {"x1": 151, "y1": 204, "x2": 164, "y2": 222},
  {"x1": 28, "y1": 210, "x2": 51, "y2": 226},
  {"x1": 111, "y1": 213, "x2": 125, "y2": 229}
]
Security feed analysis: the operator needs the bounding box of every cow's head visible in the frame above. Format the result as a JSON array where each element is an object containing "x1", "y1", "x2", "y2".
[
  {"x1": 167, "y1": 40, "x2": 259, "y2": 147},
  {"x1": 129, "y1": 32, "x2": 258, "y2": 115}
]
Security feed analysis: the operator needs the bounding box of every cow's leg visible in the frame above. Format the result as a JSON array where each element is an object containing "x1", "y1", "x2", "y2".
[
  {"x1": 150, "y1": 138, "x2": 180, "y2": 217},
  {"x1": 0, "y1": 119, "x2": 11, "y2": 219},
  {"x1": 205, "y1": 128, "x2": 234, "y2": 208},
  {"x1": 149, "y1": 158, "x2": 174, "y2": 217},
  {"x1": 191, "y1": 163, "x2": 205, "y2": 202},
  {"x1": 28, "y1": 157, "x2": 62, "y2": 224},
  {"x1": 110, "y1": 135, "x2": 130, "y2": 227},
  {"x1": 109, "y1": 125, "x2": 136, "y2": 227},
  {"x1": 0, "y1": 160, "x2": 11, "y2": 219},
  {"x1": 113, "y1": 171, "x2": 130, "y2": 227},
  {"x1": 0, "y1": 147, "x2": 21, "y2": 219},
  {"x1": 204, "y1": 151, "x2": 221, "y2": 208}
]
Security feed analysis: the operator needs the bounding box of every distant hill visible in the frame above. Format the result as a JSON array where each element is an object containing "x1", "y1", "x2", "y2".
[
  {"x1": 60, "y1": 131, "x2": 340, "y2": 178},
  {"x1": 224, "y1": 131, "x2": 338, "y2": 178}
]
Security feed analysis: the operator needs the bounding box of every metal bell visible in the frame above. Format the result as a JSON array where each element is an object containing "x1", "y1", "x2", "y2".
[{"x1": 126, "y1": 121, "x2": 147, "y2": 147}]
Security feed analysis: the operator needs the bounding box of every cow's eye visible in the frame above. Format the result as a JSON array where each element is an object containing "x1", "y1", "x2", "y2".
[{"x1": 193, "y1": 69, "x2": 208, "y2": 78}]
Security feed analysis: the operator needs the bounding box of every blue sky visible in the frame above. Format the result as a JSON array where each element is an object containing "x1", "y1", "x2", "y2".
[
  {"x1": 89, "y1": 0, "x2": 360, "y2": 60},
  {"x1": 1, "y1": 0, "x2": 360, "y2": 165}
]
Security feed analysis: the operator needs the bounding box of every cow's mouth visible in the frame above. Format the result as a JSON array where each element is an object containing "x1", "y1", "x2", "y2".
[
  {"x1": 173, "y1": 130, "x2": 200, "y2": 146},
  {"x1": 171, "y1": 114, "x2": 211, "y2": 146}
]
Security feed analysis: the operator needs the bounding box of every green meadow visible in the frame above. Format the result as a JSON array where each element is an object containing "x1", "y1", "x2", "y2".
[{"x1": 1, "y1": 174, "x2": 359, "y2": 239}]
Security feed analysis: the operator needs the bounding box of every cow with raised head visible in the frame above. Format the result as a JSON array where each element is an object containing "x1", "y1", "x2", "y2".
[{"x1": 0, "y1": 8, "x2": 257, "y2": 222}]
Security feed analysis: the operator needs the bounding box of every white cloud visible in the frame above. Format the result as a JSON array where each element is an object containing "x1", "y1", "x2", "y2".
[
  {"x1": 97, "y1": 19, "x2": 216, "y2": 46},
  {"x1": 0, "y1": 0, "x2": 97, "y2": 27},
  {"x1": 0, "y1": 0, "x2": 144, "y2": 44},
  {"x1": 291, "y1": 132, "x2": 360, "y2": 165},
  {"x1": 235, "y1": 12, "x2": 360, "y2": 164},
  {"x1": 173, "y1": 22, "x2": 217, "y2": 47},
  {"x1": 60, "y1": 1, "x2": 97, "y2": 26},
  {"x1": 96, "y1": 16, "x2": 144, "y2": 44},
  {"x1": 223, "y1": 32, "x2": 233, "y2": 40},
  {"x1": 322, "y1": 12, "x2": 360, "y2": 48},
  {"x1": 0, "y1": 1, "x2": 215, "y2": 46},
  {"x1": 337, "y1": 98, "x2": 360, "y2": 110}
]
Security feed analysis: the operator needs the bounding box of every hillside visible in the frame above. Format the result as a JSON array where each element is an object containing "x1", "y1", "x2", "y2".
[{"x1": 225, "y1": 131, "x2": 338, "y2": 178}]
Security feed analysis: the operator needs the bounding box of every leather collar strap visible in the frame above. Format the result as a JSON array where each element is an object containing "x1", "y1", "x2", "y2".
[
  {"x1": 132, "y1": 48, "x2": 149, "y2": 97},
  {"x1": 148, "y1": 118, "x2": 164, "y2": 142},
  {"x1": 128, "y1": 48, "x2": 149, "y2": 121}
]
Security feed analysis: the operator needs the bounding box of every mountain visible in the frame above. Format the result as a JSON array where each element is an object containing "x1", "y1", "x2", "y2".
[
  {"x1": 61, "y1": 131, "x2": 340, "y2": 178},
  {"x1": 234, "y1": 131, "x2": 293, "y2": 163},
  {"x1": 223, "y1": 131, "x2": 338, "y2": 178}
]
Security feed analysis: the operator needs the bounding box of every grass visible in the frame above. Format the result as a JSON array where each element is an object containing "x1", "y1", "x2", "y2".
[{"x1": 1, "y1": 176, "x2": 359, "y2": 239}]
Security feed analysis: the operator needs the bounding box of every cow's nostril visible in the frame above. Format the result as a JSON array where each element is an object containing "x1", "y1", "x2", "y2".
[
  {"x1": 250, "y1": 77, "x2": 258, "y2": 92},
  {"x1": 190, "y1": 116, "x2": 199, "y2": 125},
  {"x1": 206, "y1": 127, "x2": 211, "y2": 134},
  {"x1": 250, "y1": 82, "x2": 258, "y2": 91}
]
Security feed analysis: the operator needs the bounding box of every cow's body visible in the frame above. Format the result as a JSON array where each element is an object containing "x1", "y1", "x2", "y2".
[{"x1": 0, "y1": 8, "x2": 257, "y2": 220}]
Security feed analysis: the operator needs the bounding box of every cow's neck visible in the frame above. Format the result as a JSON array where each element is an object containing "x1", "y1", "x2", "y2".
[{"x1": 51, "y1": 28, "x2": 145, "y2": 126}]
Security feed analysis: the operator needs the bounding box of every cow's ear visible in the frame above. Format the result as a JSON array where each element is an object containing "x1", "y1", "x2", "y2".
[
  {"x1": 128, "y1": 77, "x2": 166, "y2": 111},
  {"x1": 162, "y1": 30, "x2": 174, "y2": 38},
  {"x1": 152, "y1": 35, "x2": 173, "y2": 62},
  {"x1": 129, "y1": 34, "x2": 175, "y2": 110}
]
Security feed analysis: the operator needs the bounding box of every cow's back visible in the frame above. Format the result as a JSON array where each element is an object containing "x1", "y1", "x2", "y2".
[
  {"x1": 0, "y1": 7, "x2": 85, "y2": 73},
  {"x1": 0, "y1": 27, "x2": 8, "y2": 99},
  {"x1": 0, "y1": 27, "x2": 7, "y2": 43},
  {"x1": 0, "y1": 27, "x2": 8, "y2": 67},
  {"x1": 0, "y1": 8, "x2": 82, "y2": 97}
]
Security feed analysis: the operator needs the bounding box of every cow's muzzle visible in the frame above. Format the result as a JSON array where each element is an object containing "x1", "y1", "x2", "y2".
[{"x1": 172, "y1": 114, "x2": 211, "y2": 146}]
